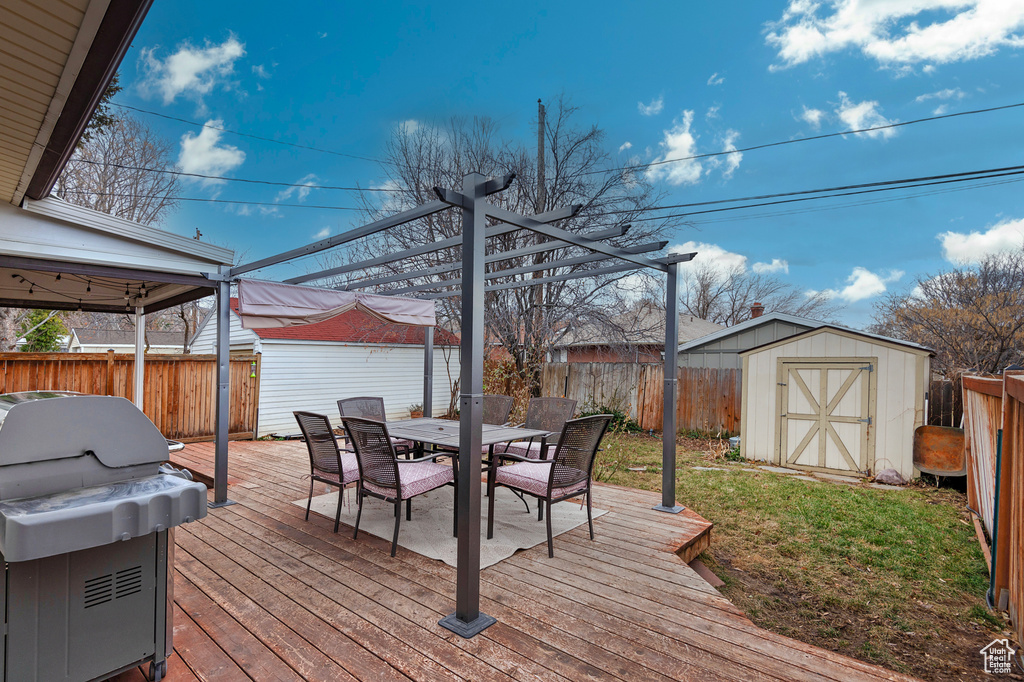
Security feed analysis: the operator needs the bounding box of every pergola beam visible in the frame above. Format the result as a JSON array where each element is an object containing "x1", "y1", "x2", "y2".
[
  {"x1": 482, "y1": 204, "x2": 668, "y2": 272},
  {"x1": 231, "y1": 200, "x2": 451, "y2": 277},
  {"x1": 339, "y1": 224, "x2": 630, "y2": 291},
  {"x1": 421, "y1": 262, "x2": 644, "y2": 299},
  {"x1": 386, "y1": 240, "x2": 668, "y2": 296},
  {"x1": 285, "y1": 204, "x2": 583, "y2": 285}
]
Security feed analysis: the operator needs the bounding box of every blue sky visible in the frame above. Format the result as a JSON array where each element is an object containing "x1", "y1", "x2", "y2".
[{"x1": 118, "y1": 1, "x2": 1024, "y2": 327}]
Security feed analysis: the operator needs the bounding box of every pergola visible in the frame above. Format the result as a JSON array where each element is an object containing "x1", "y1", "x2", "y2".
[{"x1": 213, "y1": 172, "x2": 694, "y2": 638}]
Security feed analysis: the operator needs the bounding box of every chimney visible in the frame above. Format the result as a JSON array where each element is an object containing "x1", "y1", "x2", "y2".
[{"x1": 750, "y1": 302, "x2": 764, "y2": 319}]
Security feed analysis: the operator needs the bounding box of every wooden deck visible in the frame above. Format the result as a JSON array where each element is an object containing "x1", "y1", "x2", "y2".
[{"x1": 112, "y1": 440, "x2": 914, "y2": 682}]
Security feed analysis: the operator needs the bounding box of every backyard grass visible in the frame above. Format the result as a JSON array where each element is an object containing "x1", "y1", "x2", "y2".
[{"x1": 595, "y1": 431, "x2": 1010, "y2": 681}]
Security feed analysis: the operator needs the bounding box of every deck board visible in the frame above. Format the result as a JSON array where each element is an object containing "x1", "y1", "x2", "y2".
[{"x1": 156, "y1": 440, "x2": 915, "y2": 682}]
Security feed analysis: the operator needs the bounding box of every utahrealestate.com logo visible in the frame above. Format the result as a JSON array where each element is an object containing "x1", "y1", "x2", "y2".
[{"x1": 980, "y1": 639, "x2": 1017, "y2": 675}]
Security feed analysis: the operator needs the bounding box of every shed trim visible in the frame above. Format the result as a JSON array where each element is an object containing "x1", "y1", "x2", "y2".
[
  {"x1": 739, "y1": 325, "x2": 934, "y2": 358},
  {"x1": 677, "y1": 311, "x2": 825, "y2": 353}
]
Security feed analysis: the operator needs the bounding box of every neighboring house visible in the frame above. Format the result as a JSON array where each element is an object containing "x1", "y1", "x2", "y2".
[
  {"x1": 190, "y1": 299, "x2": 461, "y2": 437},
  {"x1": 678, "y1": 307, "x2": 825, "y2": 369},
  {"x1": 552, "y1": 303, "x2": 723, "y2": 363},
  {"x1": 69, "y1": 328, "x2": 185, "y2": 354}
]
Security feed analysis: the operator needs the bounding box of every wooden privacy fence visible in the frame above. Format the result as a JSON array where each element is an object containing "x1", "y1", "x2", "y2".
[
  {"x1": 0, "y1": 352, "x2": 260, "y2": 441},
  {"x1": 540, "y1": 362, "x2": 742, "y2": 435},
  {"x1": 928, "y1": 377, "x2": 963, "y2": 427},
  {"x1": 962, "y1": 370, "x2": 1024, "y2": 645}
]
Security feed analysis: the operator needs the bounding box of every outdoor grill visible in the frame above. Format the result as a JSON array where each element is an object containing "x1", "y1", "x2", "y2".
[{"x1": 0, "y1": 391, "x2": 207, "y2": 682}]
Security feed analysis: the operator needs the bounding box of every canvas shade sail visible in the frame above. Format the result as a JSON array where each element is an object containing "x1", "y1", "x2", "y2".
[{"x1": 236, "y1": 278, "x2": 436, "y2": 328}]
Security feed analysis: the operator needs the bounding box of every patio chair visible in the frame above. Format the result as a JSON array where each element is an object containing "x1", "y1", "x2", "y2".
[
  {"x1": 499, "y1": 397, "x2": 577, "y2": 460},
  {"x1": 338, "y1": 396, "x2": 414, "y2": 457},
  {"x1": 482, "y1": 394, "x2": 515, "y2": 426},
  {"x1": 487, "y1": 414, "x2": 612, "y2": 557},
  {"x1": 341, "y1": 416, "x2": 458, "y2": 557},
  {"x1": 294, "y1": 411, "x2": 361, "y2": 533}
]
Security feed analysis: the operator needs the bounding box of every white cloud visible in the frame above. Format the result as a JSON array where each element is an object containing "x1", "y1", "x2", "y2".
[
  {"x1": 915, "y1": 87, "x2": 966, "y2": 103},
  {"x1": 275, "y1": 173, "x2": 318, "y2": 203},
  {"x1": 139, "y1": 36, "x2": 245, "y2": 105},
  {"x1": 706, "y1": 105, "x2": 720, "y2": 120},
  {"x1": 800, "y1": 106, "x2": 826, "y2": 128},
  {"x1": 707, "y1": 72, "x2": 725, "y2": 86},
  {"x1": 671, "y1": 241, "x2": 748, "y2": 280},
  {"x1": 706, "y1": 130, "x2": 743, "y2": 179},
  {"x1": 317, "y1": 31, "x2": 328, "y2": 39},
  {"x1": 645, "y1": 111, "x2": 702, "y2": 185},
  {"x1": 398, "y1": 119, "x2": 422, "y2": 135},
  {"x1": 752, "y1": 259, "x2": 790, "y2": 274},
  {"x1": 836, "y1": 92, "x2": 898, "y2": 138},
  {"x1": 938, "y1": 217, "x2": 1024, "y2": 264},
  {"x1": 766, "y1": 1, "x2": 1024, "y2": 70},
  {"x1": 618, "y1": 141, "x2": 633, "y2": 153},
  {"x1": 638, "y1": 96, "x2": 665, "y2": 116},
  {"x1": 813, "y1": 267, "x2": 904, "y2": 303},
  {"x1": 178, "y1": 121, "x2": 245, "y2": 185},
  {"x1": 314, "y1": 227, "x2": 330, "y2": 240},
  {"x1": 252, "y1": 64, "x2": 270, "y2": 79}
]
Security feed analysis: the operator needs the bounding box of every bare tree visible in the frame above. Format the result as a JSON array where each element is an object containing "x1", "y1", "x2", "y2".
[
  {"x1": 55, "y1": 115, "x2": 180, "y2": 224},
  {"x1": 871, "y1": 249, "x2": 1024, "y2": 375},
  {"x1": 679, "y1": 260, "x2": 839, "y2": 326},
  {"x1": 342, "y1": 98, "x2": 680, "y2": 394}
]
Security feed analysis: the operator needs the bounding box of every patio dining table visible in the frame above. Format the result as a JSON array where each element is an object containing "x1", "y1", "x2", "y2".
[{"x1": 386, "y1": 417, "x2": 551, "y2": 458}]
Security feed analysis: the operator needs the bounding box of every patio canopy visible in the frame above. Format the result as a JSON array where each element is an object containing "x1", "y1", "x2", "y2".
[{"x1": 236, "y1": 278, "x2": 435, "y2": 329}]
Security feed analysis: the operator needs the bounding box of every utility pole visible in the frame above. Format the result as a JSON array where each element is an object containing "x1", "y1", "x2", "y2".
[{"x1": 530, "y1": 99, "x2": 546, "y2": 394}]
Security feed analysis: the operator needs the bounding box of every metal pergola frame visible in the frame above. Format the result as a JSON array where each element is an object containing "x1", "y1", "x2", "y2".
[{"x1": 214, "y1": 172, "x2": 694, "y2": 638}]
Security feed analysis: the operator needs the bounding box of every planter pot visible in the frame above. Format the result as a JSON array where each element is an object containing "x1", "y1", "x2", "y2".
[{"x1": 410, "y1": 410, "x2": 424, "y2": 419}]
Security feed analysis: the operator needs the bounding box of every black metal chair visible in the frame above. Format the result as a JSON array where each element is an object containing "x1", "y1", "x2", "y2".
[
  {"x1": 482, "y1": 394, "x2": 515, "y2": 426},
  {"x1": 341, "y1": 416, "x2": 458, "y2": 557},
  {"x1": 293, "y1": 411, "x2": 361, "y2": 533},
  {"x1": 488, "y1": 414, "x2": 611, "y2": 557},
  {"x1": 500, "y1": 397, "x2": 577, "y2": 460},
  {"x1": 338, "y1": 396, "x2": 414, "y2": 457}
]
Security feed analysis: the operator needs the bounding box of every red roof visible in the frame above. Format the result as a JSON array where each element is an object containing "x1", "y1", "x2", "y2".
[{"x1": 229, "y1": 299, "x2": 459, "y2": 346}]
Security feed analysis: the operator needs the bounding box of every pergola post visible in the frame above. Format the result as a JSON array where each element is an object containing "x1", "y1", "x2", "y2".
[
  {"x1": 133, "y1": 306, "x2": 145, "y2": 410},
  {"x1": 423, "y1": 326, "x2": 434, "y2": 417},
  {"x1": 655, "y1": 261, "x2": 684, "y2": 513},
  {"x1": 211, "y1": 277, "x2": 235, "y2": 508},
  {"x1": 439, "y1": 173, "x2": 495, "y2": 638}
]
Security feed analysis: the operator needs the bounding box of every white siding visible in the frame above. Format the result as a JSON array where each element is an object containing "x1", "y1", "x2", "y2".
[
  {"x1": 190, "y1": 309, "x2": 259, "y2": 353},
  {"x1": 741, "y1": 329, "x2": 929, "y2": 479},
  {"x1": 256, "y1": 340, "x2": 461, "y2": 437}
]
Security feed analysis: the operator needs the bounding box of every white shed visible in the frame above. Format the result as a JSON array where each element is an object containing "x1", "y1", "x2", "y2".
[
  {"x1": 191, "y1": 299, "x2": 461, "y2": 437},
  {"x1": 739, "y1": 326, "x2": 933, "y2": 480}
]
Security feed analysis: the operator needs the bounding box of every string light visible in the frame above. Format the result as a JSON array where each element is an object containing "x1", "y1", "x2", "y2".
[
  {"x1": 86, "y1": 281, "x2": 91, "y2": 293},
  {"x1": 55, "y1": 273, "x2": 61, "y2": 281}
]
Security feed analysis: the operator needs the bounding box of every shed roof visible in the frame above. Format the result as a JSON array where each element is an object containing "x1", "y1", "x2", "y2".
[
  {"x1": 677, "y1": 311, "x2": 825, "y2": 353},
  {"x1": 739, "y1": 325, "x2": 934, "y2": 357},
  {"x1": 223, "y1": 299, "x2": 459, "y2": 346},
  {"x1": 72, "y1": 328, "x2": 184, "y2": 347}
]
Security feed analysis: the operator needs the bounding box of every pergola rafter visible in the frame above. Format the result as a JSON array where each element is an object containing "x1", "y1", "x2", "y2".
[{"x1": 215, "y1": 173, "x2": 695, "y2": 640}]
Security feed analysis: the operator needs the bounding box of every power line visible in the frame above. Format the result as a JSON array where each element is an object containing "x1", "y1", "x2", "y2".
[
  {"x1": 72, "y1": 159, "x2": 402, "y2": 192},
  {"x1": 110, "y1": 103, "x2": 383, "y2": 164},
  {"x1": 58, "y1": 190, "x2": 363, "y2": 211},
  {"x1": 602, "y1": 163, "x2": 1024, "y2": 216},
  {"x1": 625, "y1": 168, "x2": 1024, "y2": 223},
  {"x1": 596, "y1": 101, "x2": 1024, "y2": 177}
]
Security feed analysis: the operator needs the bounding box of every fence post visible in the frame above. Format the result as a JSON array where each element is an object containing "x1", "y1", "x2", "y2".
[{"x1": 105, "y1": 349, "x2": 115, "y2": 396}]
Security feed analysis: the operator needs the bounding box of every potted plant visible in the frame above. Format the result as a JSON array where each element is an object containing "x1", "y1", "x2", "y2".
[{"x1": 409, "y1": 403, "x2": 424, "y2": 419}]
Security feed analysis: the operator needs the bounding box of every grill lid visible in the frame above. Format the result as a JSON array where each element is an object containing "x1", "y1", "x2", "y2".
[{"x1": 0, "y1": 392, "x2": 169, "y2": 468}]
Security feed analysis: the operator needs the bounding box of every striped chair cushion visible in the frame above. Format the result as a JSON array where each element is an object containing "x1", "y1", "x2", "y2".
[
  {"x1": 363, "y1": 461, "x2": 453, "y2": 499},
  {"x1": 494, "y1": 461, "x2": 588, "y2": 498}
]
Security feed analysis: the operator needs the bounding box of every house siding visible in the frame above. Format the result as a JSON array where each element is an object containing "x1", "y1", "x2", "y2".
[
  {"x1": 680, "y1": 320, "x2": 815, "y2": 369},
  {"x1": 257, "y1": 340, "x2": 461, "y2": 437}
]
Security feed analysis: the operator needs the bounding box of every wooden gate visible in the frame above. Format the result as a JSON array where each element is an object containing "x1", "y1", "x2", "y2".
[{"x1": 777, "y1": 359, "x2": 876, "y2": 475}]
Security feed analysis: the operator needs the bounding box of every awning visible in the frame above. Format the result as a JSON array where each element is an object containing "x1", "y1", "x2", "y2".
[{"x1": 236, "y1": 278, "x2": 436, "y2": 328}]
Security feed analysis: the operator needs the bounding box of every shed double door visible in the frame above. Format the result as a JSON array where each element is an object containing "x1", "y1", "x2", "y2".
[{"x1": 776, "y1": 359, "x2": 877, "y2": 475}]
